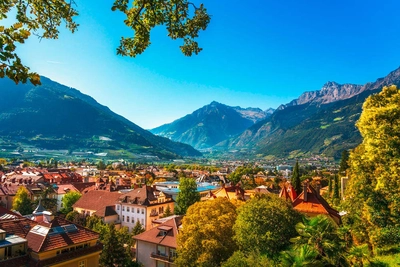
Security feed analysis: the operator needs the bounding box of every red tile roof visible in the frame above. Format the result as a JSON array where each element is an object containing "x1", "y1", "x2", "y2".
[
  {"x1": 119, "y1": 185, "x2": 173, "y2": 206},
  {"x1": 93, "y1": 206, "x2": 118, "y2": 217},
  {"x1": 55, "y1": 184, "x2": 79, "y2": 194},
  {"x1": 292, "y1": 184, "x2": 341, "y2": 224},
  {"x1": 279, "y1": 184, "x2": 297, "y2": 202},
  {"x1": 134, "y1": 216, "x2": 183, "y2": 248},
  {"x1": 0, "y1": 217, "x2": 37, "y2": 238},
  {"x1": 72, "y1": 190, "x2": 121, "y2": 212},
  {"x1": 72, "y1": 182, "x2": 95, "y2": 193},
  {"x1": 25, "y1": 217, "x2": 100, "y2": 253}
]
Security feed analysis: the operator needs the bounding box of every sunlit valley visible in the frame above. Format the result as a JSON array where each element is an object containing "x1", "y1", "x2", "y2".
[{"x1": 1, "y1": 1, "x2": 400, "y2": 266}]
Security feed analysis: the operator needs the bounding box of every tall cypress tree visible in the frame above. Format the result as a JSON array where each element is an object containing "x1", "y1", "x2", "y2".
[
  {"x1": 100, "y1": 223, "x2": 128, "y2": 266},
  {"x1": 339, "y1": 150, "x2": 349, "y2": 176},
  {"x1": 291, "y1": 161, "x2": 301, "y2": 195},
  {"x1": 333, "y1": 174, "x2": 340, "y2": 200}
]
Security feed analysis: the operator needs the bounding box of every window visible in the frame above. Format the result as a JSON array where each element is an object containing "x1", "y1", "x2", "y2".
[
  {"x1": 127, "y1": 207, "x2": 130, "y2": 212},
  {"x1": 122, "y1": 215, "x2": 125, "y2": 222},
  {"x1": 132, "y1": 208, "x2": 134, "y2": 213},
  {"x1": 141, "y1": 219, "x2": 144, "y2": 225},
  {"x1": 141, "y1": 209, "x2": 144, "y2": 214},
  {"x1": 79, "y1": 260, "x2": 86, "y2": 267},
  {"x1": 122, "y1": 206, "x2": 125, "y2": 211},
  {"x1": 159, "y1": 206, "x2": 164, "y2": 214},
  {"x1": 127, "y1": 216, "x2": 130, "y2": 223},
  {"x1": 137, "y1": 208, "x2": 140, "y2": 213},
  {"x1": 117, "y1": 205, "x2": 119, "y2": 210},
  {"x1": 170, "y1": 248, "x2": 177, "y2": 258}
]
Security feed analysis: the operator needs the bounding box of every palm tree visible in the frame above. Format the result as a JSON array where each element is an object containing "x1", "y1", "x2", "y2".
[
  {"x1": 280, "y1": 244, "x2": 323, "y2": 267},
  {"x1": 290, "y1": 215, "x2": 347, "y2": 266},
  {"x1": 345, "y1": 244, "x2": 371, "y2": 267}
]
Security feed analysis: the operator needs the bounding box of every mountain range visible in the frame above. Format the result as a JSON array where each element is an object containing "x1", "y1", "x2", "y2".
[
  {"x1": 1, "y1": 66, "x2": 399, "y2": 160},
  {"x1": 0, "y1": 77, "x2": 201, "y2": 159},
  {"x1": 150, "y1": 101, "x2": 274, "y2": 149},
  {"x1": 214, "y1": 67, "x2": 400, "y2": 159},
  {"x1": 151, "y1": 67, "x2": 400, "y2": 159}
]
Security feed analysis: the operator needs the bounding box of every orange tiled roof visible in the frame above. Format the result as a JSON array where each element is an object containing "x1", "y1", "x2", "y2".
[
  {"x1": 119, "y1": 185, "x2": 173, "y2": 206},
  {"x1": 279, "y1": 184, "x2": 297, "y2": 202},
  {"x1": 72, "y1": 190, "x2": 121, "y2": 212},
  {"x1": 72, "y1": 182, "x2": 95, "y2": 193},
  {"x1": 26, "y1": 217, "x2": 99, "y2": 252},
  {"x1": 0, "y1": 217, "x2": 37, "y2": 238},
  {"x1": 134, "y1": 216, "x2": 183, "y2": 248},
  {"x1": 292, "y1": 184, "x2": 341, "y2": 224},
  {"x1": 212, "y1": 185, "x2": 245, "y2": 200},
  {"x1": 55, "y1": 184, "x2": 79, "y2": 194}
]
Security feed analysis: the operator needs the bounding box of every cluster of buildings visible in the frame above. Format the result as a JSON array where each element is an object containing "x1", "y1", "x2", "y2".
[
  {"x1": 127, "y1": 181, "x2": 341, "y2": 267},
  {"x1": 0, "y1": 203, "x2": 102, "y2": 266},
  {"x1": 0, "y1": 163, "x2": 342, "y2": 267}
]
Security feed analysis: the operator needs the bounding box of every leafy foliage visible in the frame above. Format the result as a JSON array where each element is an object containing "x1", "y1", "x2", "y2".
[
  {"x1": 176, "y1": 197, "x2": 237, "y2": 267},
  {"x1": 280, "y1": 245, "x2": 323, "y2": 267},
  {"x1": 344, "y1": 85, "x2": 400, "y2": 252},
  {"x1": 34, "y1": 186, "x2": 58, "y2": 214},
  {"x1": 12, "y1": 186, "x2": 33, "y2": 215},
  {"x1": 112, "y1": 0, "x2": 210, "y2": 57},
  {"x1": 100, "y1": 223, "x2": 130, "y2": 267},
  {"x1": 0, "y1": 0, "x2": 78, "y2": 85},
  {"x1": 233, "y1": 194, "x2": 302, "y2": 258},
  {"x1": 175, "y1": 177, "x2": 200, "y2": 215},
  {"x1": 290, "y1": 215, "x2": 347, "y2": 266},
  {"x1": 1, "y1": 1, "x2": 209, "y2": 85},
  {"x1": 161, "y1": 204, "x2": 172, "y2": 218},
  {"x1": 65, "y1": 210, "x2": 86, "y2": 226},
  {"x1": 131, "y1": 220, "x2": 145, "y2": 236},
  {"x1": 61, "y1": 191, "x2": 81, "y2": 214},
  {"x1": 227, "y1": 165, "x2": 264, "y2": 188},
  {"x1": 222, "y1": 251, "x2": 274, "y2": 267}
]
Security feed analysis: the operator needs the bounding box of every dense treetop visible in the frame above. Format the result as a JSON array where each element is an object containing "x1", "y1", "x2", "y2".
[{"x1": 1, "y1": 0, "x2": 210, "y2": 85}]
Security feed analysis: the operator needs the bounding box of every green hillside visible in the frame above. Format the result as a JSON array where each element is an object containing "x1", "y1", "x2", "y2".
[
  {"x1": 215, "y1": 67, "x2": 400, "y2": 159},
  {"x1": 0, "y1": 77, "x2": 201, "y2": 159},
  {"x1": 150, "y1": 101, "x2": 271, "y2": 149}
]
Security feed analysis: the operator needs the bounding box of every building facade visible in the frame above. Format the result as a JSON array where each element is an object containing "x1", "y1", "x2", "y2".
[{"x1": 116, "y1": 185, "x2": 174, "y2": 231}]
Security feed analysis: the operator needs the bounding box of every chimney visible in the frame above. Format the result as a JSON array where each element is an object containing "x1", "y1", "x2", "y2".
[{"x1": 303, "y1": 183, "x2": 308, "y2": 202}]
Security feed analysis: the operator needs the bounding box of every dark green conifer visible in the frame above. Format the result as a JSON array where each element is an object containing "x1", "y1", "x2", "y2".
[{"x1": 291, "y1": 161, "x2": 301, "y2": 195}]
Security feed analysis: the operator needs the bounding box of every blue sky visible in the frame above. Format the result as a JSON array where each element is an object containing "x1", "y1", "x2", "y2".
[{"x1": 14, "y1": 0, "x2": 400, "y2": 129}]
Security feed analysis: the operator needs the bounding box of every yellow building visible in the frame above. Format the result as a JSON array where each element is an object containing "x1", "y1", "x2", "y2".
[{"x1": 0, "y1": 204, "x2": 102, "y2": 266}]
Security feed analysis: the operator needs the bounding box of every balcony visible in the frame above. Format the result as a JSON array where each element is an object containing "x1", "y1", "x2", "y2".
[
  {"x1": 149, "y1": 211, "x2": 159, "y2": 217},
  {"x1": 150, "y1": 251, "x2": 175, "y2": 263}
]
